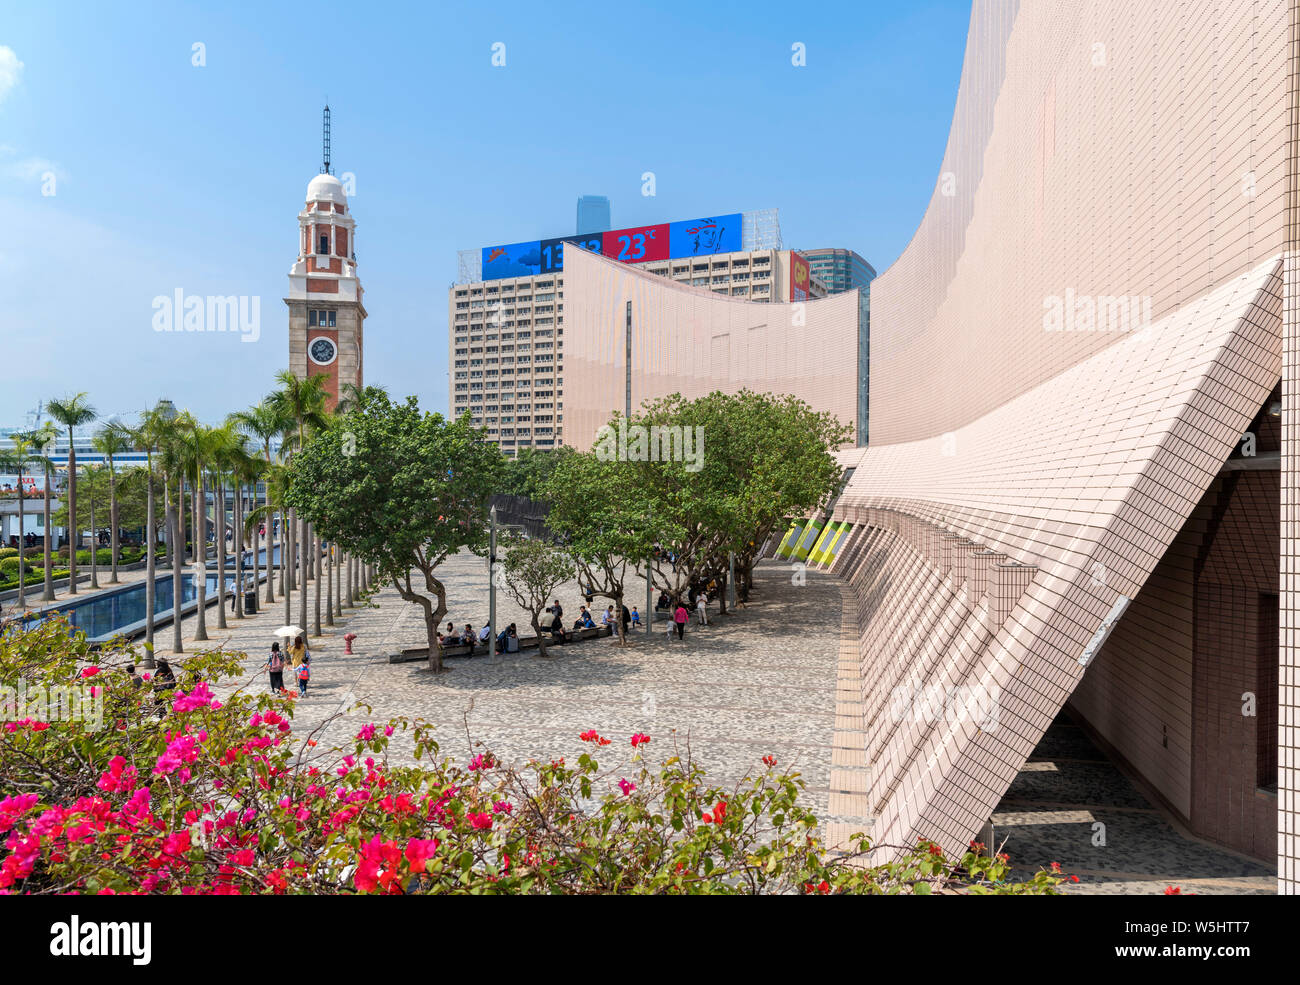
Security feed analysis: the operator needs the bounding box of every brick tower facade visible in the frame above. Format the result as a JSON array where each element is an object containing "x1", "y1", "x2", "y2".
[{"x1": 285, "y1": 168, "x2": 365, "y2": 412}]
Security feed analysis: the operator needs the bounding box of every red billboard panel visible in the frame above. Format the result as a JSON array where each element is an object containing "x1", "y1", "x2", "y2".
[
  {"x1": 791, "y1": 252, "x2": 810, "y2": 301},
  {"x1": 602, "y1": 223, "x2": 670, "y2": 265}
]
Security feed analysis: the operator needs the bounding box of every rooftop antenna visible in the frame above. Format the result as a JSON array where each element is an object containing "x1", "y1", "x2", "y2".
[{"x1": 321, "y1": 104, "x2": 332, "y2": 175}]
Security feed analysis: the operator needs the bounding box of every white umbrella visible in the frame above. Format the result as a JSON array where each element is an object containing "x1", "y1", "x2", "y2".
[{"x1": 274, "y1": 625, "x2": 305, "y2": 638}]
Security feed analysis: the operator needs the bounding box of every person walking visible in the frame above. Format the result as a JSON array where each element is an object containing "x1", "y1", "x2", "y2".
[
  {"x1": 296, "y1": 649, "x2": 311, "y2": 696},
  {"x1": 630, "y1": 607, "x2": 642, "y2": 629},
  {"x1": 673, "y1": 601, "x2": 689, "y2": 641},
  {"x1": 266, "y1": 642, "x2": 286, "y2": 693},
  {"x1": 289, "y1": 634, "x2": 307, "y2": 675},
  {"x1": 696, "y1": 591, "x2": 709, "y2": 627}
]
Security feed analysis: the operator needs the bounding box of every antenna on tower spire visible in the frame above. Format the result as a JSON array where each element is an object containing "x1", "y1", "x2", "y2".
[{"x1": 321, "y1": 104, "x2": 332, "y2": 175}]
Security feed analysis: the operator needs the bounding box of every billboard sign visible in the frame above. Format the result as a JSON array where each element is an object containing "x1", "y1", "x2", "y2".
[
  {"x1": 790, "y1": 252, "x2": 810, "y2": 301},
  {"x1": 480, "y1": 213, "x2": 743, "y2": 280}
]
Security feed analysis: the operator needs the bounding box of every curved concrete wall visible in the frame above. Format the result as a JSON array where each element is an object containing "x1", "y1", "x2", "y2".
[
  {"x1": 561, "y1": 246, "x2": 861, "y2": 451},
  {"x1": 870, "y1": 0, "x2": 1291, "y2": 446},
  {"x1": 836, "y1": 0, "x2": 1294, "y2": 887}
]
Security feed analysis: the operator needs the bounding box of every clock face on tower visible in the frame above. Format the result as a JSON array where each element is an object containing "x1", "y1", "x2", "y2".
[{"x1": 308, "y1": 337, "x2": 338, "y2": 366}]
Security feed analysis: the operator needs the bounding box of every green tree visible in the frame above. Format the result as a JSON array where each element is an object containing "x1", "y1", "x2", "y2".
[
  {"x1": 501, "y1": 445, "x2": 576, "y2": 499},
  {"x1": 499, "y1": 537, "x2": 576, "y2": 658},
  {"x1": 285, "y1": 389, "x2": 503, "y2": 672},
  {"x1": 45, "y1": 393, "x2": 97, "y2": 595},
  {"x1": 542, "y1": 449, "x2": 669, "y2": 646}
]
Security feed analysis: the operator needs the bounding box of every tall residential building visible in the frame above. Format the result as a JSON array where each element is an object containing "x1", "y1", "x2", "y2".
[
  {"x1": 798, "y1": 248, "x2": 876, "y2": 445},
  {"x1": 449, "y1": 247, "x2": 827, "y2": 455},
  {"x1": 575, "y1": 195, "x2": 611, "y2": 235}
]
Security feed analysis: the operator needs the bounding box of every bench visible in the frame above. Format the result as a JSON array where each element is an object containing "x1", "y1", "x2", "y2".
[{"x1": 385, "y1": 625, "x2": 615, "y2": 663}]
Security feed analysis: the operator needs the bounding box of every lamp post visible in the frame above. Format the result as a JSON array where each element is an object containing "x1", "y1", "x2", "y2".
[{"x1": 489, "y1": 505, "x2": 497, "y2": 659}]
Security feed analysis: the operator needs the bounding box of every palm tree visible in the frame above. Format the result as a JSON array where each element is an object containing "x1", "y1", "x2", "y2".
[
  {"x1": 244, "y1": 463, "x2": 292, "y2": 624},
  {"x1": 2, "y1": 432, "x2": 38, "y2": 610},
  {"x1": 205, "y1": 424, "x2": 240, "y2": 632},
  {"x1": 26, "y1": 424, "x2": 59, "y2": 603},
  {"x1": 269, "y1": 371, "x2": 328, "y2": 633},
  {"x1": 45, "y1": 394, "x2": 97, "y2": 596},
  {"x1": 92, "y1": 422, "x2": 131, "y2": 583},
  {"x1": 132, "y1": 402, "x2": 174, "y2": 663},
  {"x1": 84, "y1": 461, "x2": 101, "y2": 590},
  {"x1": 228, "y1": 400, "x2": 289, "y2": 605},
  {"x1": 157, "y1": 408, "x2": 193, "y2": 654},
  {"x1": 229, "y1": 442, "x2": 261, "y2": 620}
]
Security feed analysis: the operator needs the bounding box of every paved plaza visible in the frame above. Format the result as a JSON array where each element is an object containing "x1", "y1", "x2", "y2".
[{"x1": 80, "y1": 548, "x2": 1275, "y2": 894}]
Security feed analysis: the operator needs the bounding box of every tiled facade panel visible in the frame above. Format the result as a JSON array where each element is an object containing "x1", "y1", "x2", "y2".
[
  {"x1": 838, "y1": 260, "x2": 1283, "y2": 862},
  {"x1": 869, "y1": 0, "x2": 1292, "y2": 447},
  {"x1": 560, "y1": 246, "x2": 861, "y2": 452}
]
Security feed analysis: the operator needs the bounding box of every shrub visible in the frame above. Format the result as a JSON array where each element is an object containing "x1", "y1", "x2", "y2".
[
  {"x1": 0, "y1": 548, "x2": 17, "y2": 561},
  {"x1": 0, "y1": 621, "x2": 1071, "y2": 896},
  {"x1": 0, "y1": 557, "x2": 32, "y2": 578}
]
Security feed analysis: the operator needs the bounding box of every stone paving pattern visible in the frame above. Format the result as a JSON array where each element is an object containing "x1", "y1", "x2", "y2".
[{"x1": 85, "y1": 549, "x2": 1274, "y2": 894}]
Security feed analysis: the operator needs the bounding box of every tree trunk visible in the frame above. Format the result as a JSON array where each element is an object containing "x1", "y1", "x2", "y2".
[
  {"x1": 171, "y1": 491, "x2": 184, "y2": 654},
  {"x1": 333, "y1": 545, "x2": 342, "y2": 618},
  {"x1": 41, "y1": 465, "x2": 54, "y2": 602},
  {"x1": 143, "y1": 463, "x2": 156, "y2": 667},
  {"x1": 312, "y1": 527, "x2": 322, "y2": 637},
  {"x1": 15, "y1": 466, "x2": 25, "y2": 611},
  {"x1": 215, "y1": 476, "x2": 227, "y2": 630},
  {"x1": 234, "y1": 483, "x2": 245, "y2": 619},
  {"x1": 325, "y1": 540, "x2": 335, "y2": 627},
  {"x1": 108, "y1": 460, "x2": 119, "y2": 583},
  {"x1": 298, "y1": 516, "x2": 308, "y2": 632},
  {"x1": 286, "y1": 508, "x2": 296, "y2": 592},
  {"x1": 194, "y1": 470, "x2": 209, "y2": 642},
  {"x1": 66, "y1": 437, "x2": 78, "y2": 595},
  {"x1": 345, "y1": 553, "x2": 354, "y2": 607},
  {"x1": 532, "y1": 612, "x2": 549, "y2": 659},
  {"x1": 88, "y1": 468, "x2": 99, "y2": 590}
]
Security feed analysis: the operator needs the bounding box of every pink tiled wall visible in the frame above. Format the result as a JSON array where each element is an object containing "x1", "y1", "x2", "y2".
[{"x1": 560, "y1": 247, "x2": 861, "y2": 452}]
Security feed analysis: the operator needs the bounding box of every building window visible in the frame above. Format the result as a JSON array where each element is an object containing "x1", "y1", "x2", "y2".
[{"x1": 318, "y1": 234, "x2": 329, "y2": 254}]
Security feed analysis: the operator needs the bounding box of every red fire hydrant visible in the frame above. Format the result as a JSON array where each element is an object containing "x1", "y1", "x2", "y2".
[{"x1": 344, "y1": 633, "x2": 357, "y2": 654}]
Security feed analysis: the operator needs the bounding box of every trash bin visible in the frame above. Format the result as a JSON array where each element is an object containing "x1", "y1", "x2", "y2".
[{"x1": 244, "y1": 590, "x2": 258, "y2": 614}]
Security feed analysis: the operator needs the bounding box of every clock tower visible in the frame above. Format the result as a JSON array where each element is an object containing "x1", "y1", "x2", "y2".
[{"x1": 286, "y1": 106, "x2": 365, "y2": 412}]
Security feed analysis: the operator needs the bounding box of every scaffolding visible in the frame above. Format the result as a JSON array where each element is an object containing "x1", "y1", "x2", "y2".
[
  {"x1": 456, "y1": 250, "x2": 479, "y2": 285},
  {"x1": 742, "y1": 208, "x2": 782, "y2": 252}
]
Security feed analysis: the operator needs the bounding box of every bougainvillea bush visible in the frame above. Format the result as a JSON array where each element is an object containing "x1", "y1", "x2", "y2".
[{"x1": 0, "y1": 620, "x2": 1070, "y2": 895}]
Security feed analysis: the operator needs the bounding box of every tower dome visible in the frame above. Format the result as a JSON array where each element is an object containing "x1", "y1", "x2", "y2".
[{"x1": 306, "y1": 172, "x2": 346, "y2": 206}]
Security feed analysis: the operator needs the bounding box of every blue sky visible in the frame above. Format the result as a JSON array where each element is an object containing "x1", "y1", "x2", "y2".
[{"x1": 0, "y1": 0, "x2": 971, "y2": 425}]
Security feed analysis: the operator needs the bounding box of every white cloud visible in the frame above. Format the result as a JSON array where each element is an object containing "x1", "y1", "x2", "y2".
[{"x1": 0, "y1": 47, "x2": 23, "y2": 105}]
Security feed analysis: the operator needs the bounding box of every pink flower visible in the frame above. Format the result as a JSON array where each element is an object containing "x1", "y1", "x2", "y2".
[
  {"x1": 80, "y1": 666, "x2": 100, "y2": 678},
  {"x1": 357, "y1": 723, "x2": 376, "y2": 742},
  {"x1": 467, "y1": 812, "x2": 493, "y2": 831},
  {"x1": 404, "y1": 838, "x2": 440, "y2": 870},
  {"x1": 630, "y1": 733, "x2": 650, "y2": 748},
  {"x1": 618, "y1": 778, "x2": 636, "y2": 796},
  {"x1": 491, "y1": 800, "x2": 513, "y2": 815},
  {"x1": 468, "y1": 753, "x2": 496, "y2": 772},
  {"x1": 172, "y1": 682, "x2": 220, "y2": 714}
]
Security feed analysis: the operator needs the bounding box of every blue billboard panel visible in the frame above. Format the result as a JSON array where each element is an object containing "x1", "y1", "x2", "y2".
[
  {"x1": 482, "y1": 240, "x2": 542, "y2": 281},
  {"x1": 669, "y1": 213, "x2": 742, "y2": 259},
  {"x1": 480, "y1": 212, "x2": 743, "y2": 280},
  {"x1": 538, "y1": 235, "x2": 604, "y2": 275}
]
